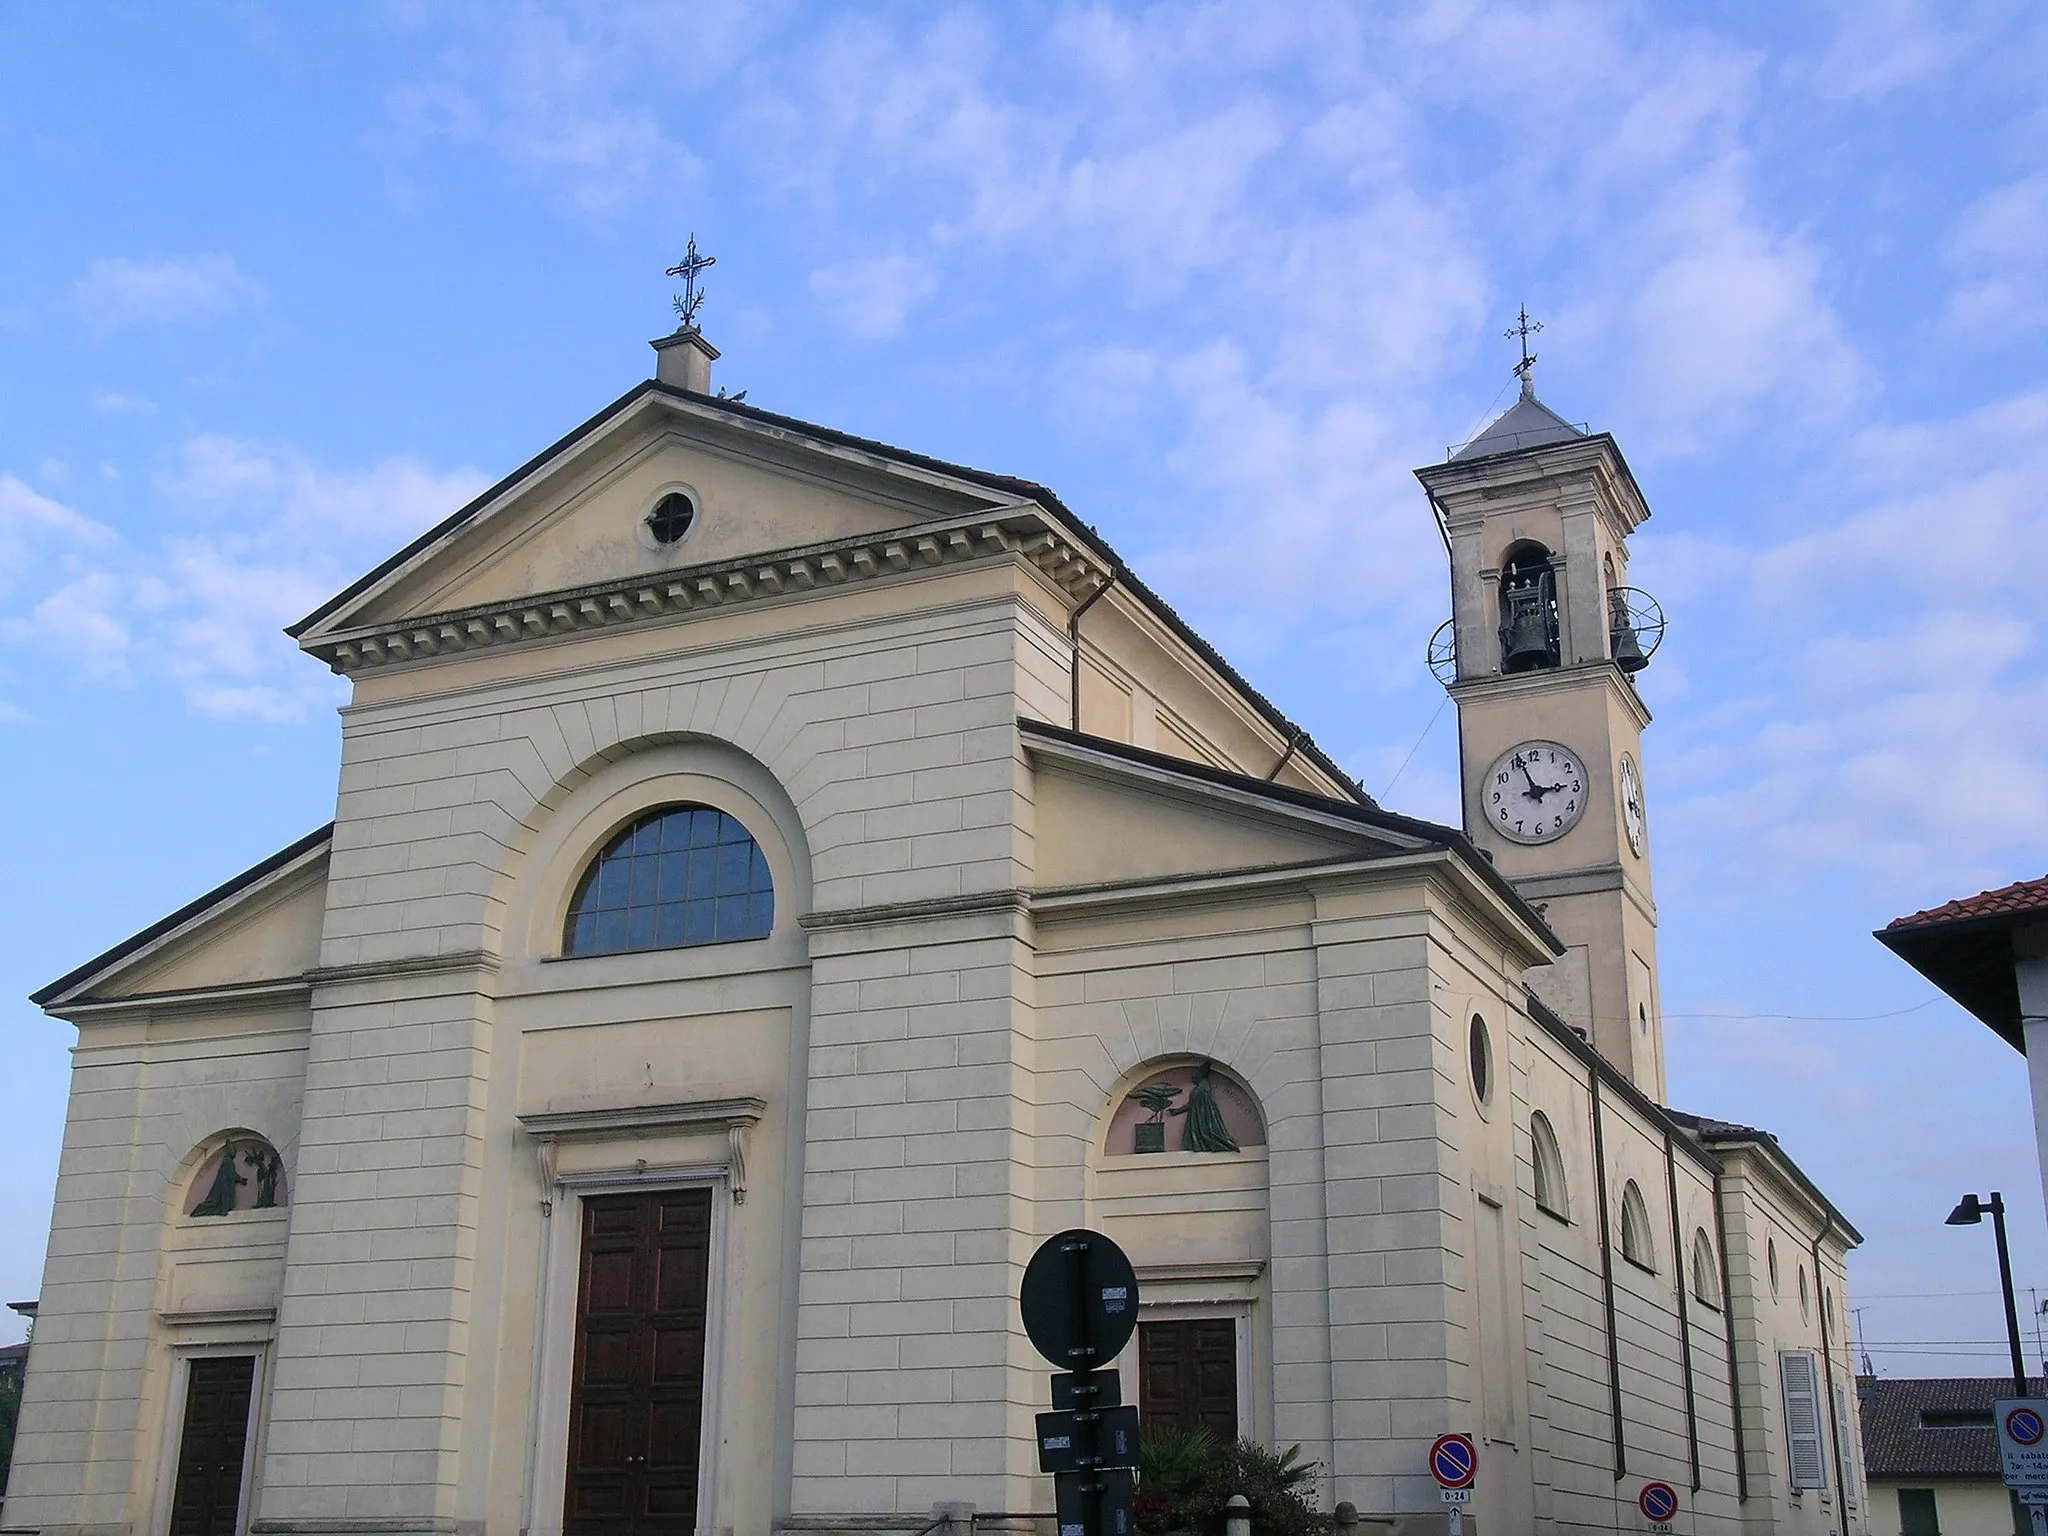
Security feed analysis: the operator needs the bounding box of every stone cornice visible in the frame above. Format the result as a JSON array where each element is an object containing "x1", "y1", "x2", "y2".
[{"x1": 309, "y1": 507, "x2": 1110, "y2": 675}]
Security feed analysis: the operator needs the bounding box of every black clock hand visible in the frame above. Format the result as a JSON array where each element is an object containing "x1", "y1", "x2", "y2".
[{"x1": 1518, "y1": 759, "x2": 1564, "y2": 801}]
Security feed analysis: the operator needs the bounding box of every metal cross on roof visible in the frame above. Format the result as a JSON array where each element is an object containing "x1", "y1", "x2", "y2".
[
  {"x1": 1506, "y1": 304, "x2": 1543, "y2": 379},
  {"x1": 666, "y1": 235, "x2": 716, "y2": 331}
]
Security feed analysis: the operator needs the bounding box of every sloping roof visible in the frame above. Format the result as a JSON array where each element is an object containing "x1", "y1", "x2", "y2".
[
  {"x1": 1451, "y1": 384, "x2": 1586, "y2": 461},
  {"x1": 1019, "y1": 717, "x2": 1561, "y2": 955},
  {"x1": 288, "y1": 379, "x2": 1365, "y2": 807},
  {"x1": 1876, "y1": 876, "x2": 2048, "y2": 1052},
  {"x1": 1664, "y1": 1107, "x2": 1864, "y2": 1244},
  {"x1": 30, "y1": 824, "x2": 334, "y2": 1008},
  {"x1": 1859, "y1": 1376, "x2": 2048, "y2": 1479},
  {"x1": 1889, "y1": 876, "x2": 2048, "y2": 931}
]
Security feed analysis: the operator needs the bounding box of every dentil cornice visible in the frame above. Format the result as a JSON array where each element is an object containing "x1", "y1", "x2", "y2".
[{"x1": 306, "y1": 506, "x2": 1109, "y2": 675}]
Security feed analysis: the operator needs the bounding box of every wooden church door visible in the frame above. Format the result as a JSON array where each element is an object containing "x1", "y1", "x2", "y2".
[
  {"x1": 168, "y1": 1354, "x2": 256, "y2": 1536},
  {"x1": 564, "y1": 1189, "x2": 713, "y2": 1536},
  {"x1": 1138, "y1": 1319, "x2": 1238, "y2": 1438}
]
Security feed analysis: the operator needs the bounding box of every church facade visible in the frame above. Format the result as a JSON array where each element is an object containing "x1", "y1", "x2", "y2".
[{"x1": 6, "y1": 325, "x2": 1865, "y2": 1536}]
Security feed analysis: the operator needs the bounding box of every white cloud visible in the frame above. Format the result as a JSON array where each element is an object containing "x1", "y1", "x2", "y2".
[
  {"x1": 0, "y1": 443, "x2": 485, "y2": 721},
  {"x1": 0, "y1": 475, "x2": 114, "y2": 597},
  {"x1": 92, "y1": 392, "x2": 156, "y2": 416},
  {"x1": 808, "y1": 254, "x2": 939, "y2": 339},
  {"x1": 72, "y1": 255, "x2": 265, "y2": 331},
  {"x1": 1946, "y1": 173, "x2": 2048, "y2": 335},
  {"x1": 1641, "y1": 387, "x2": 2048, "y2": 896}
]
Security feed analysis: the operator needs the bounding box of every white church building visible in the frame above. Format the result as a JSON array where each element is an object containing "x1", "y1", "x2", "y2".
[{"x1": 5, "y1": 313, "x2": 1866, "y2": 1536}]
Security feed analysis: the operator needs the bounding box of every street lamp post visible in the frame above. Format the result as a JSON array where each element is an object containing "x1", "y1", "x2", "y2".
[
  {"x1": 1948, "y1": 1192, "x2": 2029, "y2": 1397},
  {"x1": 1948, "y1": 1191, "x2": 2034, "y2": 1536}
]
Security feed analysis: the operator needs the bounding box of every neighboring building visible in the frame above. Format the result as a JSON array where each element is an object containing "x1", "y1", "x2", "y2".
[
  {"x1": 1857, "y1": 1376, "x2": 2040, "y2": 1535},
  {"x1": 1, "y1": 1300, "x2": 35, "y2": 1391},
  {"x1": 6, "y1": 320, "x2": 1867, "y2": 1535},
  {"x1": 1879, "y1": 876, "x2": 2048, "y2": 1229}
]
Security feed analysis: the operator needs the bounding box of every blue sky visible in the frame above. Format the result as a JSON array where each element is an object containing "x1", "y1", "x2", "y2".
[{"x1": 4, "y1": 2, "x2": 2047, "y2": 1374}]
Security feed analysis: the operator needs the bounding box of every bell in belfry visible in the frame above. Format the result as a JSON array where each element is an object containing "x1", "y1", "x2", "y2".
[
  {"x1": 1608, "y1": 589, "x2": 1649, "y2": 672},
  {"x1": 1501, "y1": 590, "x2": 1549, "y2": 669},
  {"x1": 1500, "y1": 578, "x2": 1553, "y2": 671}
]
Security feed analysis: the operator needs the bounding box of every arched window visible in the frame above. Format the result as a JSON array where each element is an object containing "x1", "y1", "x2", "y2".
[
  {"x1": 1468, "y1": 1014, "x2": 1493, "y2": 1104},
  {"x1": 185, "y1": 1134, "x2": 287, "y2": 1217},
  {"x1": 1498, "y1": 542, "x2": 1559, "y2": 673},
  {"x1": 1619, "y1": 1180, "x2": 1655, "y2": 1270},
  {"x1": 1692, "y1": 1228, "x2": 1720, "y2": 1308},
  {"x1": 564, "y1": 805, "x2": 773, "y2": 957},
  {"x1": 1531, "y1": 1112, "x2": 1570, "y2": 1221},
  {"x1": 1768, "y1": 1237, "x2": 1780, "y2": 1298}
]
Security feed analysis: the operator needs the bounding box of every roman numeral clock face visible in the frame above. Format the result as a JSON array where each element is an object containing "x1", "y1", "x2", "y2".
[{"x1": 1482, "y1": 740, "x2": 1587, "y2": 844}]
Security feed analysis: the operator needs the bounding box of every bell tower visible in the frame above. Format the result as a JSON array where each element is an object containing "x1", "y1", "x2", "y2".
[{"x1": 1415, "y1": 361, "x2": 1669, "y2": 1096}]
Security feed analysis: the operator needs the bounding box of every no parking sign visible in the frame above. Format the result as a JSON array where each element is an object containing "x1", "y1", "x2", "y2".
[
  {"x1": 1998, "y1": 1399, "x2": 2048, "y2": 1495},
  {"x1": 1638, "y1": 1481, "x2": 1678, "y2": 1531}
]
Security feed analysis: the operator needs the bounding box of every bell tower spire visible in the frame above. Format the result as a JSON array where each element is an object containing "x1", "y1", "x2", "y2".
[{"x1": 1416, "y1": 333, "x2": 1670, "y2": 1095}]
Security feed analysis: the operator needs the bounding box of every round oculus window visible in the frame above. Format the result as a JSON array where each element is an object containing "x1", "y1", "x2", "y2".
[
  {"x1": 1469, "y1": 1014, "x2": 1492, "y2": 1103},
  {"x1": 646, "y1": 491, "x2": 697, "y2": 545}
]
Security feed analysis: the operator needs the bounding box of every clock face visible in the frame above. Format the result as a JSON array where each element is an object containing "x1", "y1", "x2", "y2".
[
  {"x1": 1619, "y1": 753, "x2": 1646, "y2": 857},
  {"x1": 1481, "y1": 740, "x2": 1587, "y2": 844}
]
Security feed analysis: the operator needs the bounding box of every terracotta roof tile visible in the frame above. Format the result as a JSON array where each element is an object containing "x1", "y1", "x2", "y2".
[{"x1": 1887, "y1": 875, "x2": 2048, "y2": 932}]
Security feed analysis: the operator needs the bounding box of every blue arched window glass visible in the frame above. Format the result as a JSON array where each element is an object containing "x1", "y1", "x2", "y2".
[{"x1": 564, "y1": 805, "x2": 773, "y2": 956}]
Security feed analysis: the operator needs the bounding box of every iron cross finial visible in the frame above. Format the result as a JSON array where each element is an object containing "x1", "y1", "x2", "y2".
[
  {"x1": 1505, "y1": 304, "x2": 1544, "y2": 379},
  {"x1": 666, "y1": 235, "x2": 716, "y2": 332}
]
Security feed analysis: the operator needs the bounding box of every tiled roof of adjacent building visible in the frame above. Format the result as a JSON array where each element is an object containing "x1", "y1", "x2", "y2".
[
  {"x1": 1887, "y1": 875, "x2": 2048, "y2": 932},
  {"x1": 1859, "y1": 1376, "x2": 2048, "y2": 1479},
  {"x1": 1876, "y1": 875, "x2": 2048, "y2": 1051}
]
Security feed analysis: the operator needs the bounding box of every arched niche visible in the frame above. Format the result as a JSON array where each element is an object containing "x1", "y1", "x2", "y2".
[
  {"x1": 1088, "y1": 1056, "x2": 1274, "y2": 1446},
  {"x1": 182, "y1": 1132, "x2": 288, "y2": 1218},
  {"x1": 1103, "y1": 1060, "x2": 1266, "y2": 1158}
]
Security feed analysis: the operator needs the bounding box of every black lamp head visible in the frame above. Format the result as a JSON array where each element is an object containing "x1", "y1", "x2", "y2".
[{"x1": 1947, "y1": 1194, "x2": 1988, "y2": 1226}]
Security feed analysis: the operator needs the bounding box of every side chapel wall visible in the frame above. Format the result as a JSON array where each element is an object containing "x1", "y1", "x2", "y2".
[{"x1": 3, "y1": 997, "x2": 309, "y2": 1535}]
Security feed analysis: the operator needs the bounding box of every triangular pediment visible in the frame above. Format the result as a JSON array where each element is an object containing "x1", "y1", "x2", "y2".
[
  {"x1": 36, "y1": 828, "x2": 331, "y2": 1011},
  {"x1": 296, "y1": 385, "x2": 1038, "y2": 647},
  {"x1": 1025, "y1": 727, "x2": 1430, "y2": 891}
]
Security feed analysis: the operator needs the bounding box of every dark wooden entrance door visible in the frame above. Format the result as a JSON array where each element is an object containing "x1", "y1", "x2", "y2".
[
  {"x1": 565, "y1": 1188, "x2": 713, "y2": 1536},
  {"x1": 1138, "y1": 1319, "x2": 1237, "y2": 1438},
  {"x1": 169, "y1": 1354, "x2": 256, "y2": 1536}
]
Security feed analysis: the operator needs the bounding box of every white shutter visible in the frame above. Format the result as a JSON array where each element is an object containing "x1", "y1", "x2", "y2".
[
  {"x1": 1834, "y1": 1378, "x2": 1858, "y2": 1508},
  {"x1": 1780, "y1": 1350, "x2": 1828, "y2": 1491}
]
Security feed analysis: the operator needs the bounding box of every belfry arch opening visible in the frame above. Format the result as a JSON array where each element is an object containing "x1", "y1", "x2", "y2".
[{"x1": 1498, "y1": 541, "x2": 1559, "y2": 673}]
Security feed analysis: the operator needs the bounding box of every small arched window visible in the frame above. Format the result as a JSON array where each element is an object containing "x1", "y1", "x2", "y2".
[
  {"x1": 1619, "y1": 1180, "x2": 1655, "y2": 1270},
  {"x1": 565, "y1": 804, "x2": 773, "y2": 957},
  {"x1": 1692, "y1": 1228, "x2": 1720, "y2": 1308},
  {"x1": 1531, "y1": 1111, "x2": 1570, "y2": 1221},
  {"x1": 1768, "y1": 1238, "x2": 1780, "y2": 1298},
  {"x1": 1799, "y1": 1264, "x2": 1811, "y2": 1321}
]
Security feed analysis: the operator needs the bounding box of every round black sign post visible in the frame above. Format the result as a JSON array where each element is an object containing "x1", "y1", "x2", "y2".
[
  {"x1": 1021, "y1": 1228, "x2": 1139, "y2": 1369},
  {"x1": 1021, "y1": 1230, "x2": 1141, "y2": 1536}
]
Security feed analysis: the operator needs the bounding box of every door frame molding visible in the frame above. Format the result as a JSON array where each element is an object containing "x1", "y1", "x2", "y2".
[
  {"x1": 527, "y1": 1166, "x2": 734, "y2": 1536},
  {"x1": 149, "y1": 1328, "x2": 273, "y2": 1536}
]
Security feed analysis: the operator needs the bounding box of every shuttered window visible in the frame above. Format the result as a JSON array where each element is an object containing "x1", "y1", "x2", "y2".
[
  {"x1": 1779, "y1": 1350, "x2": 1828, "y2": 1491},
  {"x1": 1834, "y1": 1379, "x2": 1859, "y2": 1508}
]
